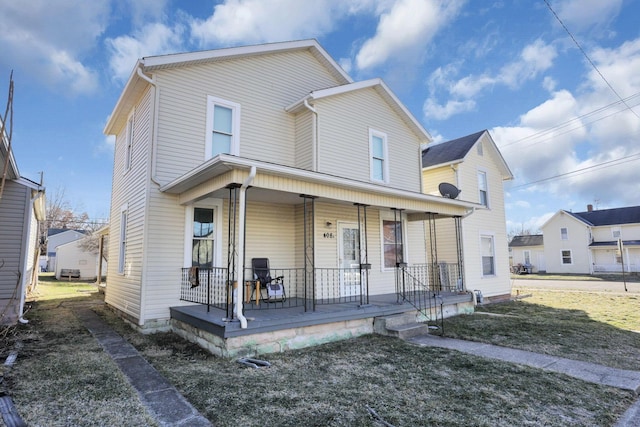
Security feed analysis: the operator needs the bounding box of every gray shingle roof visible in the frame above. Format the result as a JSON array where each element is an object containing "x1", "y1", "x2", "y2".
[
  {"x1": 422, "y1": 130, "x2": 486, "y2": 168},
  {"x1": 567, "y1": 206, "x2": 640, "y2": 226},
  {"x1": 509, "y1": 234, "x2": 544, "y2": 247}
]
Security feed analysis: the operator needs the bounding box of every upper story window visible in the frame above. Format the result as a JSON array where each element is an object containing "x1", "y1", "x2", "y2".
[
  {"x1": 477, "y1": 171, "x2": 488, "y2": 206},
  {"x1": 118, "y1": 205, "x2": 128, "y2": 274},
  {"x1": 477, "y1": 141, "x2": 483, "y2": 156},
  {"x1": 206, "y1": 96, "x2": 240, "y2": 159},
  {"x1": 124, "y1": 114, "x2": 134, "y2": 172},
  {"x1": 370, "y1": 129, "x2": 389, "y2": 183},
  {"x1": 560, "y1": 227, "x2": 568, "y2": 240},
  {"x1": 612, "y1": 227, "x2": 621, "y2": 239}
]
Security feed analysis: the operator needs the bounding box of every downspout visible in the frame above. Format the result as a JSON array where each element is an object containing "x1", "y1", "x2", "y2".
[
  {"x1": 303, "y1": 98, "x2": 318, "y2": 171},
  {"x1": 135, "y1": 66, "x2": 157, "y2": 327},
  {"x1": 234, "y1": 166, "x2": 256, "y2": 328}
]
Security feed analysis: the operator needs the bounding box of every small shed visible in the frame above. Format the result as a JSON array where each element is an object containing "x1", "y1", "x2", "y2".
[{"x1": 55, "y1": 238, "x2": 106, "y2": 280}]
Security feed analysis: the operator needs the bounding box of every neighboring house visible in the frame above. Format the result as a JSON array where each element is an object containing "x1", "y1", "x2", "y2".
[
  {"x1": 422, "y1": 130, "x2": 514, "y2": 302},
  {"x1": 509, "y1": 235, "x2": 545, "y2": 273},
  {"x1": 0, "y1": 118, "x2": 45, "y2": 325},
  {"x1": 55, "y1": 236, "x2": 107, "y2": 280},
  {"x1": 46, "y1": 228, "x2": 86, "y2": 272},
  {"x1": 103, "y1": 39, "x2": 485, "y2": 356},
  {"x1": 541, "y1": 205, "x2": 640, "y2": 274}
]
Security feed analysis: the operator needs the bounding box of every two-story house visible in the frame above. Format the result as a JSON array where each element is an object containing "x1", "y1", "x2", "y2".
[
  {"x1": 103, "y1": 40, "x2": 484, "y2": 356},
  {"x1": 541, "y1": 205, "x2": 640, "y2": 274},
  {"x1": 0, "y1": 117, "x2": 45, "y2": 325},
  {"x1": 422, "y1": 130, "x2": 513, "y2": 302}
]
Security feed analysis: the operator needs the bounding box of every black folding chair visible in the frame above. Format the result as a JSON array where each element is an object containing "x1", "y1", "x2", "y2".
[{"x1": 251, "y1": 258, "x2": 286, "y2": 303}]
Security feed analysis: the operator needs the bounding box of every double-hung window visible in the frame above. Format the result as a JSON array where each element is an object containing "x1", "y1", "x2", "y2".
[
  {"x1": 118, "y1": 205, "x2": 128, "y2": 274},
  {"x1": 124, "y1": 114, "x2": 134, "y2": 172},
  {"x1": 206, "y1": 96, "x2": 240, "y2": 159},
  {"x1": 560, "y1": 227, "x2": 568, "y2": 240},
  {"x1": 481, "y1": 235, "x2": 495, "y2": 276},
  {"x1": 478, "y1": 171, "x2": 488, "y2": 207},
  {"x1": 382, "y1": 219, "x2": 403, "y2": 269},
  {"x1": 192, "y1": 207, "x2": 214, "y2": 268},
  {"x1": 370, "y1": 129, "x2": 389, "y2": 183},
  {"x1": 561, "y1": 250, "x2": 572, "y2": 264}
]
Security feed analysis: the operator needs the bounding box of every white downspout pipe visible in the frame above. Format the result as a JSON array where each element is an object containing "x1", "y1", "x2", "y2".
[
  {"x1": 303, "y1": 98, "x2": 318, "y2": 171},
  {"x1": 234, "y1": 166, "x2": 256, "y2": 328}
]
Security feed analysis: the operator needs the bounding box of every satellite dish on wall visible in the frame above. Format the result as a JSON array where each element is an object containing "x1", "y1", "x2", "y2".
[{"x1": 439, "y1": 182, "x2": 461, "y2": 199}]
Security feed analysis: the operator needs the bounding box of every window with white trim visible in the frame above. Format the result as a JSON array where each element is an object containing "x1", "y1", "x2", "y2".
[
  {"x1": 192, "y1": 207, "x2": 214, "y2": 268},
  {"x1": 612, "y1": 227, "x2": 621, "y2": 239},
  {"x1": 481, "y1": 235, "x2": 495, "y2": 276},
  {"x1": 560, "y1": 227, "x2": 568, "y2": 240},
  {"x1": 118, "y1": 206, "x2": 128, "y2": 274},
  {"x1": 382, "y1": 219, "x2": 403, "y2": 269},
  {"x1": 561, "y1": 250, "x2": 572, "y2": 264},
  {"x1": 523, "y1": 250, "x2": 531, "y2": 265},
  {"x1": 478, "y1": 171, "x2": 488, "y2": 207},
  {"x1": 124, "y1": 114, "x2": 134, "y2": 172},
  {"x1": 477, "y1": 141, "x2": 483, "y2": 156},
  {"x1": 370, "y1": 129, "x2": 389, "y2": 183},
  {"x1": 205, "y1": 96, "x2": 240, "y2": 159}
]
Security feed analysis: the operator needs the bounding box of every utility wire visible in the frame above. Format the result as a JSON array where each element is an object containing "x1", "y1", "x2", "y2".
[{"x1": 543, "y1": 0, "x2": 640, "y2": 120}]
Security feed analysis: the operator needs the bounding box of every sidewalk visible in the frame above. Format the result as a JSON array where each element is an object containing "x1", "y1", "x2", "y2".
[
  {"x1": 408, "y1": 334, "x2": 640, "y2": 427},
  {"x1": 74, "y1": 308, "x2": 212, "y2": 427}
]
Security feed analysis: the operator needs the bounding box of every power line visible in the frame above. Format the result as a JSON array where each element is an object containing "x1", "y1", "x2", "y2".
[{"x1": 543, "y1": 0, "x2": 640, "y2": 121}]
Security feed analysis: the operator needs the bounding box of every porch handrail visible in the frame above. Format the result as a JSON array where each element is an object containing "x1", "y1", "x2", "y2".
[{"x1": 180, "y1": 267, "x2": 229, "y2": 312}]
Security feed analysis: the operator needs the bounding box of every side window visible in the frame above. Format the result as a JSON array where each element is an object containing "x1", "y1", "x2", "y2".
[
  {"x1": 477, "y1": 141, "x2": 483, "y2": 156},
  {"x1": 523, "y1": 250, "x2": 531, "y2": 265},
  {"x1": 192, "y1": 207, "x2": 214, "y2": 268},
  {"x1": 612, "y1": 228, "x2": 621, "y2": 239},
  {"x1": 478, "y1": 171, "x2": 488, "y2": 207},
  {"x1": 481, "y1": 235, "x2": 495, "y2": 276},
  {"x1": 118, "y1": 206, "x2": 128, "y2": 274},
  {"x1": 370, "y1": 129, "x2": 389, "y2": 183},
  {"x1": 206, "y1": 96, "x2": 240, "y2": 159},
  {"x1": 124, "y1": 113, "x2": 134, "y2": 172},
  {"x1": 560, "y1": 227, "x2": 568, "y2": 240},
  {"x1": 561, "y1": 250, "x2": 572, "y2": 265},
  {"x1": 382, "y1": 219, "x2": 403, "y2": 269}
]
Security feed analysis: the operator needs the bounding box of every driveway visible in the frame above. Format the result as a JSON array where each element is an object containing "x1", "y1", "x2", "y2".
[{"x1": 512, "y1": 278, "x2": 640, "y2": 293}]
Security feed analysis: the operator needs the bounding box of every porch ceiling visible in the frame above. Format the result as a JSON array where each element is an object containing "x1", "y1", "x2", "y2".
[{"x1": 161, "y1": 155, "x2": 478, "y2": 217}]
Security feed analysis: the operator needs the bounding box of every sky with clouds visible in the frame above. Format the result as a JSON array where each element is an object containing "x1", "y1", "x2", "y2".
[{"x1": 0, "y1": 0, "x2": 638, "y2": 232}]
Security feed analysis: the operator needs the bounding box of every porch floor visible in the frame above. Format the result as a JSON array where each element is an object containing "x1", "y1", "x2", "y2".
[{"x1": 170, "y1": 292, "x2": 474, "y2": 339}]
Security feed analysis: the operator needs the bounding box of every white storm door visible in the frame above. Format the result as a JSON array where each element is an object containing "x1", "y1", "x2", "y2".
[{"x1": 338, "y1": 222, "x2": 361, "y2": 297}]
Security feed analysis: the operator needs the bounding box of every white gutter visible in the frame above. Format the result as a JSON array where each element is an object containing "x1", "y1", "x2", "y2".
[
  {"x1": 234, "y1": 166, "x2": 256, "y2": 328},
  {"x1": 303, "y1": 98, "x2": 318, "y2": 171}
]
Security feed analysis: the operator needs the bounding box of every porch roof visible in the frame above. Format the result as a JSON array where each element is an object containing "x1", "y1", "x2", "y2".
[
  {"x1": 160, "y1": 154, "x2": 479, "y2": 217},
  {"x1": 589, "y1": 240, "x2": 640, "y2": 247}
]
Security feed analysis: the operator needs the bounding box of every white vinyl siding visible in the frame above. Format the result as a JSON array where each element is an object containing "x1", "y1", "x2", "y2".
[
  {"x1": 0, "y1": 181, "x2": 28, "y2": 298},
  {"x1": 422, "y1": 165, "x2": 457, "y2": 196},
  {"x1": 294, "y1": 110, "x2": 314, "y2": 170},
  {"x1": 118, "y1": 207, "x2": 127, "y2": 274}
]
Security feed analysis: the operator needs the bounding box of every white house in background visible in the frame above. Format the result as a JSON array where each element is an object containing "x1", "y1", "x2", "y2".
[
  {"x1": 46, "y1": 228, "x2": 86, "y2": 272},
  {"x1": 55, "y1": 237, "x2": 106, "y2": 280},
  {"x1": 103, "y1": 39, "x2": 485, "y2": 356},
  {"x1": 541, "y1": 205, "x2": 640, "y2": 274},
  {"x1": 0, "y1": 117, "x2": 46, "y2": 325},
  {"x1": 422, "y1": 130, "x2": 514, "y2": 302},
  {"x1": 509, "y1": 234, "x2": 545, "y2": 273}
]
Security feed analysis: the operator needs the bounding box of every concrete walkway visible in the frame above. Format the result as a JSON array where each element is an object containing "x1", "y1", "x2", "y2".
[
  {"x1": 408, "y1": 334, "x2": 640, "y2": 427},
  {"x1": 74, "y1": 308, "x2": 212, "y2": 427}
]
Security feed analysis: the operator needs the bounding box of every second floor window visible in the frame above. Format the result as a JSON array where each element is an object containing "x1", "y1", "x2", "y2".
[
  {"x1": 561, "y1": 227, "x2": 568, "y2": 240},
  {"x1": 370, "y1": 129, "x2": 388, "y2": 183},
  {"x1": 478, "y1": 171, "x2": 488, "y2": 206},
  {"x1": 206, "y1": 96, "x2": 240, "y2": 159},
  {"x1": 124, "y1": 114, "x2": 134, "y2": 171}
]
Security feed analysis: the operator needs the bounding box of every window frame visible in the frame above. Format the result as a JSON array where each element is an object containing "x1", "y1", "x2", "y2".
[
  {"x1": 523, "y1": 250, "x2": 531, "y2": 265},
  {"x1": 612, "y1": 227, "x2": 621, "y2": 239},
  {"x1": 369, "y1": 129, "x2": 389, "y2": 183},
  {"x1": 184, "y1": 200, "x2": 223, "y2": 268},
  {"x1": 477, "y1": 169, "x2": 489, "y2": 207},
  {"x1": 561, "y1": 249, "x2": 572, "y2": 265},
  {"x1": 205, "y1": 95, "x2": 241, "y2": 159},
  {"x1": 124, "y1": 112, "x2": 134, "y2": 173},
  {"x1": 480, "y1": 234, "x2": 496, "y2": 277},
  {"x1": 118, "y1": 204, "x2": 128, "y2": 275},
  {"x1": 379, "y1": 213, "x2": 407, "y2": 271},
  {"x1": 560, "y1": 227, "x2": 568, "y2": 240}
]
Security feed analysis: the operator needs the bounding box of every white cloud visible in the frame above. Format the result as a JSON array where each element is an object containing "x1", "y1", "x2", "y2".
[
  {"x1": 355, "y1": 0, "x2": 464, "y2": 70},
  {"x1": 555, "y1": 0, "x2": 623, "y2": 35},
  {"x1": 423, "y1": 98, "x2": 475, "y2": 121},
  {"x1": 0, "y1": 0, "x2": 109, "y2": 95},
  {"x1": 498, "y1": 39, "x2": 557, "y2": 88},
  {"x1": 189, "y1": 0, "x2": 354, "y2": 47},
  {"x1": 106, "y1": 23, "x2": 185, "y2": 83}
]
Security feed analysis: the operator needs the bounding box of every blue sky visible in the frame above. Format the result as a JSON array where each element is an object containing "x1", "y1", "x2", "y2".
[{"x1": 1, "y1": 0, "x2": 639, "y2": 232}]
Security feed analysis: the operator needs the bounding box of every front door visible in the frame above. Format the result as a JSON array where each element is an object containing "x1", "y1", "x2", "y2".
[{"x1": 338, "y1": 222, "x2": 361, "y2": 297}]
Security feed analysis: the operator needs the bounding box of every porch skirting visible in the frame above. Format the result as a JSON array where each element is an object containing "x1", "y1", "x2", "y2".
[{"x1": 169, "y1": 293, "x2": 475, "y2": 358}]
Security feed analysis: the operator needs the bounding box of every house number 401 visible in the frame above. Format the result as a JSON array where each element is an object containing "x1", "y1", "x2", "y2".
[{"x1": 323, "y1": 232, "x2": 335, "y2": 239}]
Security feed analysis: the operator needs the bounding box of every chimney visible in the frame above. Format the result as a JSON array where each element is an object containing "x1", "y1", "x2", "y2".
[{"x1": 587, "y1": 204, "x2": 593, "y2": 212}]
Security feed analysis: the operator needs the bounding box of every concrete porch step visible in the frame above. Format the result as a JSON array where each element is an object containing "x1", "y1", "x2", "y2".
[
  {"x1": 374, "y1": 312, "x2": 430, "y2": 339},
  {"x1": 385, "y1": 322, "x2": 430, "y2": 340}
]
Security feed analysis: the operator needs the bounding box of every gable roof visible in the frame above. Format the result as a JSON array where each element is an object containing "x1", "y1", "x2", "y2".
[
  {"x1": 421, "y1": 130, "x2": 513, "y2": 179},
  {"x1": 286, "y1": 78, "x2": 431, "y2": 142},
  {"x1": 47, "y1": 228, "x2": 87, "y2": 237},
  {"x1": 567, "y1": 206, "x2": 640, "y2": 227},
  {"x1": 104, "y1": 39, "x2": 352, "y2": 135},
  {"x1": 509, "y1": 234, "x2": 543, "y2": 247},
  {"x1": 0, "y1": 116, "x2": 18, "y2": 180}
]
